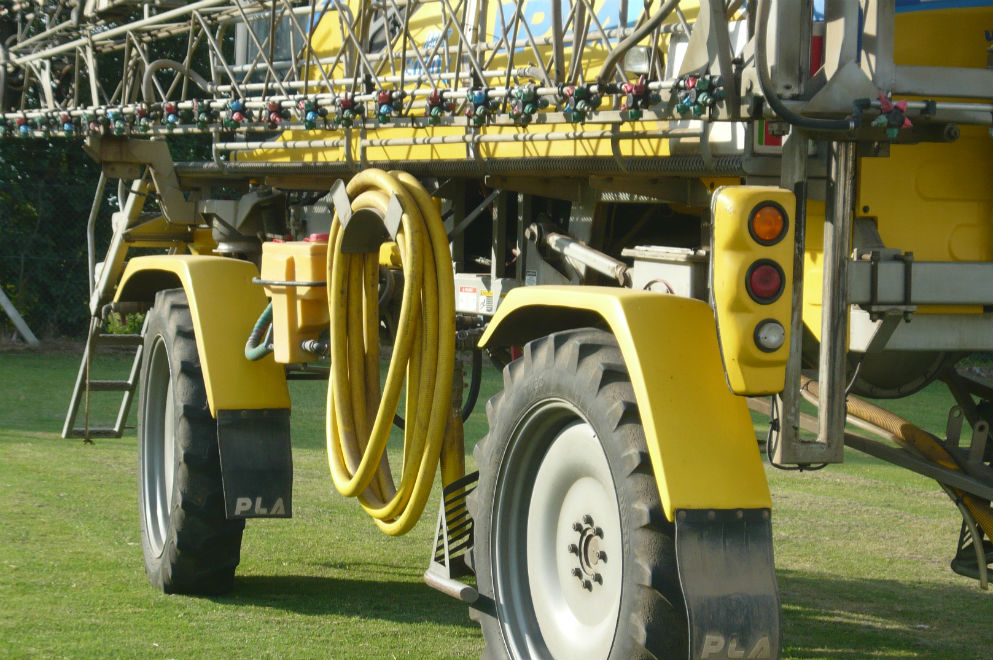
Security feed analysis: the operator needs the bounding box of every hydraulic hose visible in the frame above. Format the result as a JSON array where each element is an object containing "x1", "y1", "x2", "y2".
[
  {"x1": 392, "y1": 347, "x2": 483, "y2": 430},
  {"x1": 801, "y1": 377, "x2": 993, "y2": 540},
  {"x1": 244, "y1": 303, "x2": 274, "y2": 361},
  {"x1": 597, "y1": 0, "x2": 681, "y2": 86},
  {"x1": 326, "y1": 169, "x2": 456, "y2": 536},
  {"x1": 754, "y1": 0, "x2": 857, "y2": 132}
]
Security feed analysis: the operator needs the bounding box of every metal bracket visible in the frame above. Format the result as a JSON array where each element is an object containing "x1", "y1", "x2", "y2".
[
  {"x1": 864, "y1": 249, "x2": 917, "y2": 322},
  {"x1": 945, "y1": 406, "x2": 965, "y2": 452},
  {"x1": 331, "y1": 179, "x2": 404, "y2": 253},
  {"x1": 423, "y1": 471, "x2": 479, "y2": 603}
]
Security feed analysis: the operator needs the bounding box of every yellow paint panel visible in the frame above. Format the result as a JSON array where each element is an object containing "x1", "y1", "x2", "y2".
[
  {"x1": 479, "y1": 286, "x2": 771, "y2": 519},
  {"x1": 858, "y1": 8, "x2": 993, "y2": 264},
  {"x1": 116, "y1": 255, "x2": 291, "y2": 414}
]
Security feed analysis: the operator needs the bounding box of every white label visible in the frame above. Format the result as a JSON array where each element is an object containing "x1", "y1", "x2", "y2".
[
  {"x1": 457, "y1": 285, "x2": 477, "y2": 311},
  {"x1": 479, "y1": 291, "x2": 494, "y2": 314},
  {"x1": 525, "y1": 269, "x2": 538, "y2": 286}
]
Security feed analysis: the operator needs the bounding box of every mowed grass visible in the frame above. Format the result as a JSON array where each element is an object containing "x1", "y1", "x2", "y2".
[{"x1": 1, "y1": 349, "x2": 990, "y2": 659}]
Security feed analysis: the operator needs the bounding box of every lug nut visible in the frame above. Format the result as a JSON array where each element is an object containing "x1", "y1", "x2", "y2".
[
  {"x1": 582, "y1": 580, "x2": 593, "y2": 591},
  {"x1": 593, "y1": 573, "x2": 603, "y2": 584},
  {"x1": 582, "y1": 514, "x2": 594, "y2": 525},
  {"x1": 597, "y1": 550, "x2": 607, "y2": 562},
  {"x1": 567, "y1": 543, "x2": 579, "y2": 555},
  {"x1": 572, "y1": 568, "x2": 582, "y2": 579},
  {"x1": 573, "y1": 522, "x2": 583, "y2": 532},
  {"x1": 594, "y1": 526, "x2": 604, "y2": 538}
]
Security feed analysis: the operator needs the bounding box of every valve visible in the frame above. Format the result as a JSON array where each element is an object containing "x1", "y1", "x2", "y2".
[
  {"x1": 872, "y1": 92, "x2": 912, "y2": 139},
  {"x1": 376, "y1": 89, "x2": 405, "y2": 123},
  {"x1": 508, "y1": 84, "x2": 547, "y2": 126},
  {"x1": 164, "y1": 102, "x2": 180, "y2": 129},
  {"x1": 135, "y1": 105, "x2": 151, "y2": 133},
  {"x1": 108, "y1": 108, "x2": 127, "y2": 136},
  {"x1": 225, "y1": 98, "x2": 251, "y2": 129},
  {"x1": 466, "y1": 88, "x2": 498, "y2": 126},
  {"x1": 265, "y1": 100, "x2": 289, "y2": 128},
  {"x1": 620, "y1": 75, "x2": 661, "y2": 121},
  {"x1": 424, "y1": 89, "x2": 453, "y2": 126},
  {"x1": 298, "y1": 98, "x2": 328, "y2": 130},
  {"x1": 674, "y1": 74, "x2": 724, "y2": 117},
  {"x1": 194, "y1": 101, "x2": 214, "y2": 130},
  {"x1": 561, "y1": 84, "x2": 602, "y2": 123},
  {"x1": 61, "y1": 112, "x2": 75, "y2": 137},
  {"x1": 334, "y1": 93, "x2": 361, "y2": 127}
]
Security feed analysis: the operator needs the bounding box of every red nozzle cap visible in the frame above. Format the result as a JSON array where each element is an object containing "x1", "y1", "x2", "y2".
[{"x1": 305, "y1": 233, "x2": 330, "y2": 243}]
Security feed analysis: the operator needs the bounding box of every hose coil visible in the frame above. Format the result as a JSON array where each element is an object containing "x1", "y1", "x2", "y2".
[{"x1": 325, "y1": 169, "x2": 456, "y2": 535}]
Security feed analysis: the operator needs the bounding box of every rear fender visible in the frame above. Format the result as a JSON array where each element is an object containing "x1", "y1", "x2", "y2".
[
  {"x1": 478, "y1": 285, "x2": 771, "y2": 520},
  {"x1": 116, "y1": 255, "x2": 290, "y2": 415}
]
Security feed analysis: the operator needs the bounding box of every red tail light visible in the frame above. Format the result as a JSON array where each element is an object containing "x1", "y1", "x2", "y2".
[{"x1": 746, "y1": 261, "x2": 784, "y2": 302}]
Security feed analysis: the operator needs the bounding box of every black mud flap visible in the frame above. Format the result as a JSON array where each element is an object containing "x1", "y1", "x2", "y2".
[
  {"x1": 217, "y1": 409, "x2": 293, "y2": 519},
  {"x1": 675, "y1": 508, "x2": 780, "y2": 660}
]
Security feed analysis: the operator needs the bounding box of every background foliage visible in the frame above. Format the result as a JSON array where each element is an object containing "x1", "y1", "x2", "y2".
[{"x1": 0, "y1": 135, "x2": 209, "y2": 340}]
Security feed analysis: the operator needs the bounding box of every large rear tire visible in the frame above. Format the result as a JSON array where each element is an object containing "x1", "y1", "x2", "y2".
[
  {"x1": 138, "y1": 288, "x2": 244, "y2": 595},
  {"x1": 469, "y1": 328, "x2": 687, "y2": 659}
]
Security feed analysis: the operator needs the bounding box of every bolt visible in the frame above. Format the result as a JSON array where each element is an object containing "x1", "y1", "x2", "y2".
[
  {"x1": 572, "y1": 568, "x2": 582, "y2": 579},
  {"x1": 583, "y1": 580, "x2": 593, "y2": 591},
  {"x1": 582, "y1": 514, "x2": 594, "y2": 526},
  {"x1": 573, "y1": 522, "x2": 583, "y2": 532},
  {"x1": 597, "y1": 551, "x2": 607, "y2": 562},
  {"x1": 594, "y1": 527, "x2": 604, "y2": 538},
  {"x1": 567, "y1": 543, "x2": 579, "y2": 555},
  {"x1": 593, "y1": 573, "x2": 603, "y2": 584}
]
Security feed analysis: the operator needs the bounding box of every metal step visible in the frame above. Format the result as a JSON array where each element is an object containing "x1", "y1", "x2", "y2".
[
  {"x1": 63, "y1": 428, "x2": 129, "y2": 439},
  {"x1": 96, "y1": 333, "x2": 142, "y2": 347},
  {"x1": 86, "y1": 379, "x2": 134, "y2": 392},
  {"x1": 62, "y1": 317, "x2": 145, "y2": 442}
]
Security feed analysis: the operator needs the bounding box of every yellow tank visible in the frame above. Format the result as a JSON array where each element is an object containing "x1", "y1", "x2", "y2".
[{"x1": 261, "y1": 236, "x2": 331, "y2": 363}]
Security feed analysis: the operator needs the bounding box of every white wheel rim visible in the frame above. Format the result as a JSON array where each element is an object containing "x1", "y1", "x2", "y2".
[
  {"x1": 141, "y1": 336, "x2": 176, "y2": 557},
  {"x1": 493, "y1": 399, "x2": 623, "y2": 660}
]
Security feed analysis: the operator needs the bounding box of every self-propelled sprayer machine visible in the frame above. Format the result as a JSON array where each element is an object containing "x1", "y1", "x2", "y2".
[{"x1": 2, "y1": 0, "x2": 991, "y2": 657}]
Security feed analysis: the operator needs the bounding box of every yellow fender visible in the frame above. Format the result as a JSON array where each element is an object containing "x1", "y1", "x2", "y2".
[
  {"x1": 478, "y1": 285, "x2": 770, "y2": 519},
  {"x1": 116, "y1": 255, "x2": 290, "y2": 415}
]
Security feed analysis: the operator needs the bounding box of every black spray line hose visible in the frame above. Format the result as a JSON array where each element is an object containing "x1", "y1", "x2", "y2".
[
  {"x1": 393, "y1": 347, "x2": 483, "y2": 429},
  {"x1": 754, "y1": 0, "x2": 858, "y2": 132}
]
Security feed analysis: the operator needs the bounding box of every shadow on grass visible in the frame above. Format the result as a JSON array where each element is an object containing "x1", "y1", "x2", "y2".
[
  {"x1": 777, "y1": 569, "x2": 991, "y2": 659},
  {"x1": 218, "y1": 575, "x2": 476, "y2": 627}
]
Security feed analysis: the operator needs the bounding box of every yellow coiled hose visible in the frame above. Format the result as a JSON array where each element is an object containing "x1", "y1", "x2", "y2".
[{"x1": 326, "y1": 169, "x2": 456, "y2": 535}]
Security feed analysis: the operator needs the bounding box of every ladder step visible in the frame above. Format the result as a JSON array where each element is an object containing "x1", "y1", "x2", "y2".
[
  {"x1": 87, "y1": 380, "x2": 134, "y2": 392},
  {"x1": 64, "y1": 428, "x2": 125, "y2": 439},
  {"x1": 96, "y1": 333, "x2": 143, "y2": 347}
]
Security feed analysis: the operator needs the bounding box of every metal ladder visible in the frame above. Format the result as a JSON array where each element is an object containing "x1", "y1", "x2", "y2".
[
  {"x1": 61, "y1": 136, "x2": 196, "y2": 441},
  {"x1": 61, "y1": 316, "x2": 144, "y2": 441}
]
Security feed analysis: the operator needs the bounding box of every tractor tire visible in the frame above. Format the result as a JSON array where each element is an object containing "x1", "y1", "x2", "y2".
[
  {"x1": 468, "y1": 328, "x2": 687, "y2": 659},
  {"x1": 138, "y1": 288, "x2": 244, "y2": 595}
]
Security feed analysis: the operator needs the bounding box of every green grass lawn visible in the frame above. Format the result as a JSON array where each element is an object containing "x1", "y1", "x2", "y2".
[{"x1": 0, "y1": 349, "x2": 989, "y2": 659}]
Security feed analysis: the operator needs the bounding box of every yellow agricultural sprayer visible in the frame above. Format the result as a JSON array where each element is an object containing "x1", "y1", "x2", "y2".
[{"x1": 2, "y1": 0, "x2": 991, "y2": 657}]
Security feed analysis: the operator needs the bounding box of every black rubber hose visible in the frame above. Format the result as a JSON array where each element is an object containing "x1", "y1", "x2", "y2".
[
  {"x1": 754, "y1": 0, "x2": 857, "y2": 132},
  {"x1": 461, "y1": 348, "x2": 483, "y2": 422},
  {"x1": 596, "y1": 0, "x2": 681, "y2": 86},
  {"x1": 392, "y1": 348, "x2": 482, "y2": 430}
]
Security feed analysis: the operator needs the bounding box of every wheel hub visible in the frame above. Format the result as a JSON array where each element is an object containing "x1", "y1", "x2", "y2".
[{"x1": 568, "y1": 514, "x2": 608, "y2": 591}]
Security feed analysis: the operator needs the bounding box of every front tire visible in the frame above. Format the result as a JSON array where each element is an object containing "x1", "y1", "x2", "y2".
[
  {"x1": 138, "y1": 288, "x2": 244, "y2": 595},
  {"x1": 469, "y1": 329, "x2": 687, "y2": 659}
]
